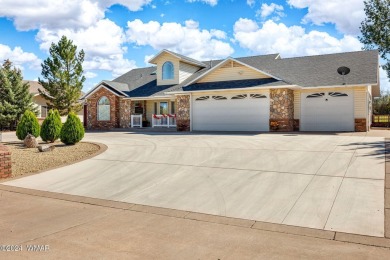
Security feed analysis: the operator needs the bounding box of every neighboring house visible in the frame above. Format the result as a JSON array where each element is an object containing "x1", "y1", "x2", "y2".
[
  {"x1": 25, "y1": 80, "x2": 84, "y2": 122},
  {"x1": 82, "y1": 49, "x2": 380, "y2": 132},
  {"x1": 25, "y1": 80, "x2": 49, "y2": 119}
]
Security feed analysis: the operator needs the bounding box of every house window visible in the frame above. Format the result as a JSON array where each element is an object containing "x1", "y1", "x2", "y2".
[
  {"x1": 306, "y1": 93, "x2": 325, "y2": 98},
  {"x1": 195, "y1": 96, "x2": 209, "y2": 101},
  {"x1": 41, "y1": 106, "x2": 48, "y2": 118},
  {"x1": 134, "y1": 101, "x2": 143, "y2": 114},
  {"x1": 329, "y1": 92, "x2": 348, "y2": 97},
  {"x1": 250, "y1": 94, "x2": 267, "y2": 99},
  {"x1": 154, "y1": 102, "x2": 158, "y2": 114},
  {"x1": 98, "y1": 96, "x2": 110, "y2": 121},
  {"x1": 160, "y1": 102, "x2": 168, "y2": 114},
  {"x1": 162, "y1": 61, "x2": 174, "y2": 80},
  {"x1": 231, "y1": 94, "x2": 247, "y2": 100},
  {"x1": 171, "y1": 101, "x2": 175, "y2": 114},
  {"x1": 212, "y1": 95, "x2": 227, "y2": 100}
]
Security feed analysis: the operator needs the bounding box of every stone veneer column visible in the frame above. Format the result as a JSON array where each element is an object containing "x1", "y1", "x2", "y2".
[
  {"x1": 269, "y1": 89, "x2": 294, "y2": 132},
  {"x1": 176, "y1": 95, "x2": 190, "y2": 131},
  {"x1": 0, "y1": 144, "x2": 12, "y2": 179},
  {"x1": 355, "y1": 118, "x2": 367, "y2": 132},
  {"x1": 119, "y1": 98, "x2": 131, "y2": 128}
]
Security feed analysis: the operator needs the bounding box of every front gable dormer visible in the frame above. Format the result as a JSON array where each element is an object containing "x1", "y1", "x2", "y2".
[{"x1": 148, "y1": 49, "x2": 206, "y2": 86}]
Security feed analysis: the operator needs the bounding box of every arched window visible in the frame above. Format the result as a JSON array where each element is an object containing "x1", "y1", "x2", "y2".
[
  {"x1": 98, "y1": 96, "x2": 110, "y2": 121},
  {"x1": 162, "y1": 61, "x2": 174, "y2": 80}
]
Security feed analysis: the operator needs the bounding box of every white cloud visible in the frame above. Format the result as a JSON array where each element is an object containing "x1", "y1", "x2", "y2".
[
  {"x1": 0, "y1": 44, "x2": 41, "y2": 70},
  {"x1": 126, "y1": 19, "x2": 234, "y2": 60},
  {"x1": 84, "y1": 71, "x2": 97, "y2": 79},
  {"x1": 247, "y1": 0, "x2": 255, "y2": 7},
  {"x1": 287, "y1": 0, "x2": 365, "y2": 35},
  {"x1": 380, "y1": 67, "x2": 390, "y2": 92},
  {"x1": 36, "y1": 19, "x2": 137, "y2": 77},
  {"x1": 144, "y1": 54, "x2": 155, "y2": 65},
  {"x1": 187, "y1": 0, "x2": 218, "y2": 6},
  {"x1": 0, "y1": 0, "x2": 151, "y2": 31},
  {"x1": 259, "y1": 3, "x2": 284, "y2": 19},
  {"x1": 233, "y1": 18, "x2": 362, "y2": 57}
]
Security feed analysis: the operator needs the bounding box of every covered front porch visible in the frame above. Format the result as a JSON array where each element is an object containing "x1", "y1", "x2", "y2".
[{"x1": 130, "y1": 97, "x2": 177, "y2": 129}]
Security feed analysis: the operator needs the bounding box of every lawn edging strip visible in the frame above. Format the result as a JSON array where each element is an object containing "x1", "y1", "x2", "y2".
[{"x1": 1, "y1": 184, "x2": 390, "y2": 249}]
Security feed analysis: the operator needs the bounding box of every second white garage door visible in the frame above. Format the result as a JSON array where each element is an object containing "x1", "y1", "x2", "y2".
[
  {"x1": 192, "y1": 93, "x2": 269, "y2": 131},
  {"x1": 301, "y1": 91, "x2": 354, "y2": 131}
]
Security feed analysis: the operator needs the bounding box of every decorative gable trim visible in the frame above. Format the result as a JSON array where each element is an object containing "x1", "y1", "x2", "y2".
[
  {"x1": 148, "y1": 49, "x2": 206, "y2": 68},
  {"x1": 82, "y1": 82, "x2": 127, "y2": 100},
  {"x1": 184, "y1": 57, "x2": 282, "y2": 86}
]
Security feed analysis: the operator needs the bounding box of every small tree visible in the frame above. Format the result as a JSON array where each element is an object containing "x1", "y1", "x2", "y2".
[
  {"x1": 16, "y1": 110, "x2": 40, "y2": 140},
  {"x1": 0, "y1": 60, "x2": 36, "y2": 130},
  {"x1": 39, "y1": 36, "x2": 85, "y2": 115},
  {"x1": 40, "y1": 109, "x2": 62, "y2": 143},
  {"x1": 359, "y1": 0, "x2": 390, "y2": 80},
  {"x1": 60, "y1": 112, "x2": 84, "y2": 145}
]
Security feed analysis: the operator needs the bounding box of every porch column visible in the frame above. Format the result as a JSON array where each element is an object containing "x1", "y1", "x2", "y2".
[
  {"x1": 119, "y1": 98, "x2": 131, "y2": 128},
  {"x1": 176, "y1": 95, "x2": 190, "y2": 131},
  {"x1": 269, "y1": 89, "x2": 294, "y2": 132}
]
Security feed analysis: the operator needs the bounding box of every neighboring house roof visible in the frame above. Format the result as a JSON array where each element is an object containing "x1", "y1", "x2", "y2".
[
  {"x1": 24, "y1": 80, "x2": 85, "y2": 98},
  {"x1": 85, "y1": 50, "x2": 379, "y2": 99},
  {"x1": 24, "y1": 80, "x2": 42, "y2": 95}
]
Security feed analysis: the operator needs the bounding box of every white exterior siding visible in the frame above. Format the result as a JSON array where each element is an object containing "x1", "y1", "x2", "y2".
[
  {"x1": 293, "y1": 90, "x2": 301, "y2": 119},
  {"x1": 198, "y1": 65, "x2": 270, "y2": 83},
  {"x1": 179, "y1": 62, "x2": 200, "y2": 83}
]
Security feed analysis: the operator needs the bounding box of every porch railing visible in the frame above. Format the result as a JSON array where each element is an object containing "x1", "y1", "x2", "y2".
[
  {"x1": 131, "y1": 114, "x2": 143, "y2": 128},
  {"x1": 152, "y1": 114, "x2": 176, "y2": 128}
]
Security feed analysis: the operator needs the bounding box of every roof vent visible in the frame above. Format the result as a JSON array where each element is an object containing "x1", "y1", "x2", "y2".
[
  {"x1": 337, "y1": 66, "x2": 350, "y2": 85},
  {"x1": 209, "y1": 60, "x2": 213, "y2": 68}
]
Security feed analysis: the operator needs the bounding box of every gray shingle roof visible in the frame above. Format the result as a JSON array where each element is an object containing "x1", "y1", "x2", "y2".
[{"x1": 109, "y1": 50, "x2": 379, "y2": 98}]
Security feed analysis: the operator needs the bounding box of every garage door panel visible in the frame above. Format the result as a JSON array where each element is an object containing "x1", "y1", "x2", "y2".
[
  {"x1": 193, "y1": 93, "x2": 269, "y2": 131},
  {"x1": 301, "y1": 91, "x2": 354, "y2": 131}
]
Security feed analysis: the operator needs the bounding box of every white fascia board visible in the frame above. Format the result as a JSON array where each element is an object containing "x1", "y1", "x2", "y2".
[
  {"x1": 148, "y1": 49, "x2": 205, "y2": 67},
  {"x1": 184, "y1": 57, "x2": 282, "y2": 86},
  {"x1": 124, "y1": 95, "x2": 175, "y2": 100},
  {"x1": 167, "y1": 85, "x2": 299, "y2": 95},
  {"x1": 301, "y1": 83, "x2": 377, "y2": 90},
  {"x1": 82, "y1": 83, "x2": 126, "y2": 99}
]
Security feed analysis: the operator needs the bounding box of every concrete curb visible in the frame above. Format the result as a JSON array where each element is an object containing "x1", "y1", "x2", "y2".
[{"x1": 1, "y1": 184, "x2": 390, "y2": 249}]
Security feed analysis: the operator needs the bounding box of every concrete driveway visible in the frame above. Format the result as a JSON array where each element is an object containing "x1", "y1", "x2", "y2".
[{"x1": 3, "y1": 131, "x2": 385, "y2": 237}]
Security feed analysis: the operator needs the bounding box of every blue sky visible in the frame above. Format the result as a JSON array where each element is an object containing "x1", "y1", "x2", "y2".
[{"x1": 0, "y1": 0, "x2": 388, "y2": 91}]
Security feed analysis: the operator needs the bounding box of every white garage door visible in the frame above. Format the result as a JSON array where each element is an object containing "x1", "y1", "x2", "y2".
[
  {"x1": 301, "y1": 91, "x2": 354, "y2": 131},
  {"x1": 192, "y1": 93, "x2": 269, "y2": 131}
]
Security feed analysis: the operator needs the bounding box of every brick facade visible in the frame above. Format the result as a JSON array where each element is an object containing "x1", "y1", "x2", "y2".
[
  {"x1": 0, "y1": 144, "x2": 12, "y2": 179},
  {"x1": 355, "y1": 118, "x2": 367, "y2": 132},
  {"x1": 176, "y1": 95, "x2": 190, "y2": 131},
  {"x1": 86, "y1": 87, "x2": 131, "y2": 129},
  {"x1": 269, "y1": 89, "x2": 295, "y2": 132}
]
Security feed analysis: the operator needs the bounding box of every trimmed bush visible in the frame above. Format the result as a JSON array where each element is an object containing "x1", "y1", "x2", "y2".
[
  {"x1": 40, "y1": 109, "x2": 62, "y2": 143},
  {"x1": 16, "y1": 110, "x2": 40, "y2": 140},
  {"x1": 60, "y1": 112, "x2": 85, "y2": 145}
]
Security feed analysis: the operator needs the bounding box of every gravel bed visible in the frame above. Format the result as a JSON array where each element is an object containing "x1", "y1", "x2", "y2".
[{"x1": 3, "y1": 141, "x2": 100, "y2": 177}]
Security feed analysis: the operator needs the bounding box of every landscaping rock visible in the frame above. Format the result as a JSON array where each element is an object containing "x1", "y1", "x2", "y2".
[
  {"x1": 24, "y1": 134, "x2": 38, "y2": 148},
  {"x1": 37, "y1": 144, "x2": 55, "y2": 152}
]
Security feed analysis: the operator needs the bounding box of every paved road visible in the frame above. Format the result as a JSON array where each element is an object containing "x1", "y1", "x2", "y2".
[
  {"x1": 1, "y1": 189, "x2": 389, "y2": 259},
  {"x1": 3, "y1": 131, "x2": 385, "y2": 236}
]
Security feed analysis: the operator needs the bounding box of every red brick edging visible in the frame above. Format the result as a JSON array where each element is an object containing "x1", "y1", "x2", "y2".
[{"x1": 0, "y1": 144, "x2": 12, "y2": 178}]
